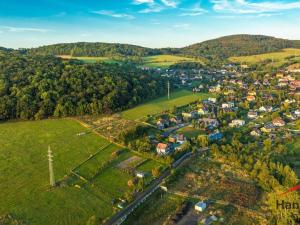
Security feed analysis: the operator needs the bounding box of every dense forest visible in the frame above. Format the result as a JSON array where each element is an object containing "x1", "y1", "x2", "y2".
[
  {"x1": 0, "y1": 53, "x2": 167, "y2": 121},
  {"x1": 26, "y1": 35, "x2": 300, "y2": 60},
  {"x1": 181, "y1": 34, "x2": 300, "y2": 59},
  {"x1": 28, "y1": 42, "x2": 162, "y2": 57}
]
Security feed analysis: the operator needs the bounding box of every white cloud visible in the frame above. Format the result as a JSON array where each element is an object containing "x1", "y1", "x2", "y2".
[
  {"x1": 92, "y1": 10, "x2": 135, "y2": 19},
  {"x1": 173, "y1": 23, "x2": 192, "y2": 30},
  {"x1": 0, "y1": 26, "x2": 51, "y2": 33},
  {"x1": 139, "y1": 3, "x2": 165, "y2": 13},
  {"x1": 161, "y1": 0, "x2": 179, "y2": 8},
  {"x1": 211, "y1": 0, "x2": 300, "y2": 14},
  {"x1": 180, "y1": 3, "x2": 208, "y2": 16},
  {"x1": 133, "y1": 0, "x2": 154, "y2": 4}
]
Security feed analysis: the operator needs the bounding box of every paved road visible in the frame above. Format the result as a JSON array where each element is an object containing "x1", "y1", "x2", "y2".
[
  {"x1": 105, "y1": 170, "x2": 170, "y2": 225},
  {"x1": 105, "y1": 148, "x2": 209, "y2": 225}
]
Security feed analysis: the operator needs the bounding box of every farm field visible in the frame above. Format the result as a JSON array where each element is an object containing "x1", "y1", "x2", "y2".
[
  {"x1": 57, "y1": 54, "x2": 205, "y2": 68},
  {"x1": 121, "y1": 90, "x2": 212, "y2": 120},
  {"x1": 142, "y1": 54, "x2": 205, "y2": 68},
  {"x1": 0, "y1": 118, "x2": 166, "y2": 224},
  {"x1": 0, "y1": 119, "x2": 116, "y2": 224},
  {"x1": 229, "y1": 48, "x2": 300, "y2": 67},
  {"x1": 57, "y1": 55, "x2": 118, "y2": 63}
]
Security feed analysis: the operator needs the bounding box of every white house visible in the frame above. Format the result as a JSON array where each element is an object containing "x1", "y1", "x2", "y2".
[
  {"x1": 208, "y1": 97, "x2": 217, "y2": 103},
  {"x1": 195, "y1": 201, "x2": 207, "y2": 212},
  {"x1": 136, "y1": 171, "x2": 145, "y2": 178},
  {"x1": 221, "y1": 102, "x2": 234, "y2": 109},
  {"x1": 229, "y1": 119, "x2": 245, "y2": 127}
]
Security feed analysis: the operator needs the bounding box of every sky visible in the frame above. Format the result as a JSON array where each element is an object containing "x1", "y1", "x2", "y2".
[{"x1": 0, "y1": 0, "x2": 300, "y2": 48}]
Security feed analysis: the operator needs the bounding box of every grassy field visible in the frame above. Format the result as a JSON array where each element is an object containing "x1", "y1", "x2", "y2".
[
  {"x1": 57, "y1": 54, "x2": 205, "y2": 68},
  {"x1": 142, "y1": 54, "x2": 204, "y2": 68},
  {"x1": 121, "y1": 90, "x2": 212, "y2": 120},
  {"x1": 0, "y1": 119, "x2": 117, "y2": 225},
  {"x1": 229, "y1": 48, "x2": 300, "y2": 68},
  {"x1": 175, "y1": 126, "x2": 204, "y2": 139},
  {"x1": 57, "y1": 55, "x2": 118, "y2": 63}
]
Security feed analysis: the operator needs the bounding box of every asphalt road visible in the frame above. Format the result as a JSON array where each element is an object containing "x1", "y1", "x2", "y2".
[{"x1": 105, "y1": 148, "x2": 209, "y2": 225}]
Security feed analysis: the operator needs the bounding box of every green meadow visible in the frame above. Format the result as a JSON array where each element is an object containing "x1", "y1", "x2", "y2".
[
  {"x1": 0, "y1": 119, "x2": 116, "y2": 225},
  {"x1": 142, "y1": 54, "x2": 204, "y2": 68},
  {"x1": 229, "y1": 48, "x2": 300, "y2": 67},
  {"x1": 121, "y1": 90, "x2": 212, "y2": 120},
  {"x1": 57, "y1": 54, "x2": 205, "y2": 68}
]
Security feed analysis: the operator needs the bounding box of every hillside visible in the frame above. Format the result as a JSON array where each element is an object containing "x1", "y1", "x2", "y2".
[
  {"x1": 23, "y1": 34, "x2": 300, "y2": 60},
  {"x1": 28, "y1": 42, "x2": 163, "y2": 57},
  {"x1": 181, "y1": 34, "x2": 300, "y2": 59}
]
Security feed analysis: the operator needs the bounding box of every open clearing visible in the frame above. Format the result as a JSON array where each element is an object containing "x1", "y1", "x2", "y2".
[
  {"x1": 57, "y1": 55, "x2": 118, "y2": 63},
  {"x1": 0, "y1": 118, "x2": 165, "y2": 224},
  {"x1": 121, "y1": 90, "x2": 212, "y2": 120},
  {"x1": 229, "y1": 48, "x2": 300, "y2": 67},
  {"x1": 142, "y1": 54, "x2": 205, "y2": 68},
  {"x1": 0, "y1": 119, "x2": 115, "y2": 224},
  {"x1": 57, "y1": 54, "x2": 205, "y2": 68}
]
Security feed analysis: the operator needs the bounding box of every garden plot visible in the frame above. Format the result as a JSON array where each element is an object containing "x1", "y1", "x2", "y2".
[{"x1": 84, "y1": 115, "x2": 140, "y2": 141}]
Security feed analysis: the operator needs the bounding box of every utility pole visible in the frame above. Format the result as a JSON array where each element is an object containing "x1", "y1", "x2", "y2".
[
  {"x1": 48, "y1": 145, "x2": 55, "y2": 187},
  {"x1": 167, "y1": 80, "x2": 170, "y2": 100}
]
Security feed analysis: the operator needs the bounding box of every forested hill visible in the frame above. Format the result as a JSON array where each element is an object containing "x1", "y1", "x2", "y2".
[
  {"x1": 0, "y1": 53, "x2": 167, "y2": 121},
  {"x1": 28, "y1": 42, "x2": 163, "y2": 57},
  {"x1": 27, "y1": 35, "x2": 300, "y2": 59},
  {"x1": 181, "y1": 34, "x2": 300, "y2": 59}
]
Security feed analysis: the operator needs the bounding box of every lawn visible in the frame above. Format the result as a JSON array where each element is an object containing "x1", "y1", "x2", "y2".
[
  {"x1": 121, "y1": 90, "x2": 212, "y2": 120},
  {"x1": 175, "y1": 126, "x2": 204, "y2": 139},
  {"x1": 57, "y1": 55, "x2": 118, "y2": 63},
  {"x1": 0, "y1": 119, "x2": 116, "y2": 225},
  {"x1": 142, "y1": 54, "x2": 205, "y2": 68},
  {"x1": 229, "y1": 48, "x2": 300, "y2": 68}
]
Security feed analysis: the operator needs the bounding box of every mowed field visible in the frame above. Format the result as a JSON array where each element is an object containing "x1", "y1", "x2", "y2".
[
  {"x1": 121, "y1": 90, "x2": 212, "y2": 120},
  {"x1": 57, "y1": 55, "x2": 118, "y2": 63},
  {"x1": 142, "y1": 55, "x2": 205, "y2": 68},
  {"x1": 0, "y1": 118, "x2": 166, "y2": 224},
  {"x1": 57, "y1": 54, "x2": 205, "y2": 68},
  {"x1": 229, "y1": 48, "x2": 300, "y2": 67},
  {"x1": 0, "y1": 119, "x2": 116, "y2": 224}
]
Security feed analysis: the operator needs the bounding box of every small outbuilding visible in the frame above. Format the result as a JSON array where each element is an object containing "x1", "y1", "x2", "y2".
[{"x1": 195, "y1": 201, "x2": 207, "y2": 212}]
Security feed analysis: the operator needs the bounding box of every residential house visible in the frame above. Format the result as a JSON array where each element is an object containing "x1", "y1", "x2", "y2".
[
  {"x1": 156, "y1": 143, "x2": 172, "y2": 155},
  {"x1": 247, "y1": 95, "x2": 256, "y2": 102},
  {"x1": 250, "y1": 129, "x2": 261, "y2": 137},
  {"x1": 182, "y1": 111, "x2": 198, "y2": 119},
  {"x1": 176, "y1": 133, "x2": 186, "y2": 144},
  {"x1": 247, "y1": 110, "x2": 258, "y2": 119},
  {"x1": 261, "y1": 123, "x2": 276, "y2": 133},
  {"x1": 208, "y1": 97, "x2": 217, "y2": 103},
  {"x1": 272, "y1": 117, "x2": 286, "y2": 127},
  {"x1": 229, "y1": 119, "x2": 245, "y2": 127},
  {"x1": 259, "y1": 106, "x2": 273, "y2": 112},
  {"x1": 170, "y1": 116, "x2": 183, "y2": 124},
  {"x1": 221, "y1": 102, "x2": 234, "y2": 109},
  {"x1": 199, "y1": 118, "x2": 219, "y2": 128},
  {"x1": 136, "y1": 171, "x2": 145, "y2": 178},
  {"x1": 198, "y1": 107, "x2": 210, "y2": 115},
  {"x1": 156, "y1": 118, "x2": 169, "y2": 130},
  {"x1": 248, "y1": 91, "x2": 256, "y2": 96}
]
